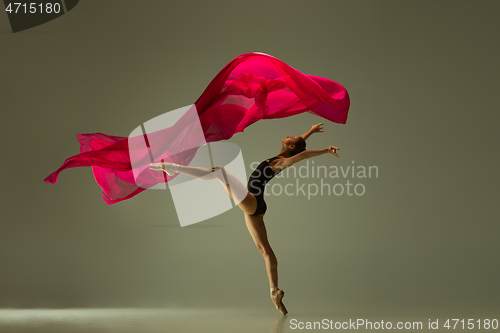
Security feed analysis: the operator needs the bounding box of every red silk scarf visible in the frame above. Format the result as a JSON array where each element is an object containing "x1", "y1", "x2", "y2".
[{"x1": 44, "y1": 52, "x2": 350, "y2": 204}]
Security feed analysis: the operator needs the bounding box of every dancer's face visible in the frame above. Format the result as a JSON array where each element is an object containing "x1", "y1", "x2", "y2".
[{"x1": 282, "y1": 135, "x2": 300, "y2": 148}]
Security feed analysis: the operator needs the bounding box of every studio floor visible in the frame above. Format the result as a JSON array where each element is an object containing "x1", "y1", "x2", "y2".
[{"x1": 1, "y1": 308, "x2": 497, "y2": 332}]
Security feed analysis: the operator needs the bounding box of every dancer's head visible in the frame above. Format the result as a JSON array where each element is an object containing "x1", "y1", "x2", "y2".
[{"x1": 281, "y1": 136, "x2": 306, "y2": 156}]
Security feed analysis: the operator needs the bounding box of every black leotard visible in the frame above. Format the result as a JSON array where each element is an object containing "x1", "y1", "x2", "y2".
[{"x1": 247, "y1": 156, "x2": 283, "y2": 216}]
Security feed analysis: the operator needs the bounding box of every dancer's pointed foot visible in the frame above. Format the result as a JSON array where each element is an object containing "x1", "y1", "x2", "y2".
[
  {"x1": 149, "y1": 162, "x2": 177, "y2": 176},
  {"x1": 271, "y1": 288, "x2": 288, "y2": 315}
]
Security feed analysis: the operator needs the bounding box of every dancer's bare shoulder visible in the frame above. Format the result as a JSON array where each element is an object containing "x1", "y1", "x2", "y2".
[{"x1": 270, "y1": 154, "x2": 306, "y2": 172}]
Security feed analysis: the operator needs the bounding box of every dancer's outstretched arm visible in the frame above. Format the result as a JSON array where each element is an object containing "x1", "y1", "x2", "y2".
[
  {"x1": 304, "y1": 146, "x2": 340, "y2": 158},
  {"x1": 272, "y1": 146, "x2": 340, "y2": 172},
  {"x1": 300, "y1": 123, "x2": 324, "y2": 140}
]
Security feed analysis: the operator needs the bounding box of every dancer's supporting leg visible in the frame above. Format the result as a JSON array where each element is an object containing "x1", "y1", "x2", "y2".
[
  {"x1": 245, "y1": 213, "x2": 287, "y2": 315},
  {"x1": 244, "y1": 213, "x2": 278, "y2": 289}
]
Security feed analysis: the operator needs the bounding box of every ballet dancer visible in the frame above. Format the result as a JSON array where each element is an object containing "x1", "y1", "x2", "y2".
[{"x1": 149, "y1": 123, "x2": 340, "y2": 315}]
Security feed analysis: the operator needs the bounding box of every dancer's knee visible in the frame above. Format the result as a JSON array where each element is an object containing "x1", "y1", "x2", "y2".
[
  {"x1": 212, "y1": 165, "x2": 224, "y2": 172},
  {"x1": 259, "y1": 245, "x2": 276, "y2": 262},
  {"x1": 264, "y1": 252, "x2": 278, "y2": 268},
  {"x1": 212, "y1": 165, "x2": 229, "y2": 182}
]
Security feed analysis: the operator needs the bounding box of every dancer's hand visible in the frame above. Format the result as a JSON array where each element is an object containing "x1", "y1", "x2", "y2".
[
  {"x1": 327, "y1": 146, "x2": 340, "y2": 157},
  {"x1": 301, "y1": 123, "x2": 324, "y2": 141},
  {"x1": 310, "y1": 123, "x2": 324, "y2": 134}
]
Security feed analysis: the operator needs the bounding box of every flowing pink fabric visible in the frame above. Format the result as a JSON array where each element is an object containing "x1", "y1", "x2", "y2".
[{"x1": 44, "y1": 52, "x2": 350, "y2": 204}]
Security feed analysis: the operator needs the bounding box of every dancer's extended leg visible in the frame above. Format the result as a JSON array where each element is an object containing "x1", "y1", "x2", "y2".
[{"x1": 150, "y1": 162, "x2": 258, "y2": 215}]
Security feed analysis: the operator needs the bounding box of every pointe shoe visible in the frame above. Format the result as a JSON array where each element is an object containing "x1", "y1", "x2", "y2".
[
  {"x1": 149, "y1": 162, "x2": 177, "y2": 176},
  {"x1": 271, "y1": 288, "x2": 288, "y2": 315}
]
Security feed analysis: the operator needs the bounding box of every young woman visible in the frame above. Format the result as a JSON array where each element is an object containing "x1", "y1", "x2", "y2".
[{"x1": 150, "y1": 122, "x2": 340, "y2": 315}]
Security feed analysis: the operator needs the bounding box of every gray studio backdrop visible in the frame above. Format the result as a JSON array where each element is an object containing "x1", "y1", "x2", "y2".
[{"x1": 1, "y1": 0, "x2": 498, "y2": 316}]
